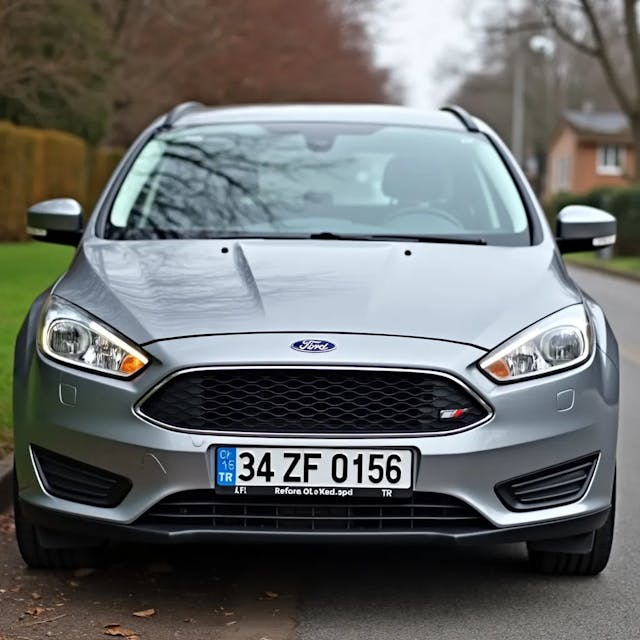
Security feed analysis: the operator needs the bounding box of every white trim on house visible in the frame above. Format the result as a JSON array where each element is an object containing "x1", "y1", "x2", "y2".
[
  {"x1": 596, "y1": 144, "x2": 625, "y2": 175},
  {"x1": 552, "y1": 155, "x2": 571, "y2": 192}
]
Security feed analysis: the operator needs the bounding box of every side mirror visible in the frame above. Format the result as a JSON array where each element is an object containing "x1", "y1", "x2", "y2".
[
  {"x1": 27, "y1": 198, "x2": 84, "y2": 246},
  {"x1": 556, "y1": 205, "x2": 616, "y2": 254}
]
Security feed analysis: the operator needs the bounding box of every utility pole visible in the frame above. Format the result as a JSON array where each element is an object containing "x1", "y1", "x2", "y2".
[{"x1": 510, "y1": 39, "x2": 525, "y2": 166}]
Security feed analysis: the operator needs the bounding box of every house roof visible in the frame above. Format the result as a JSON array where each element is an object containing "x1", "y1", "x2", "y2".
[{"x1": 563, "y1": 110, "x2": 630, "y2": 142}]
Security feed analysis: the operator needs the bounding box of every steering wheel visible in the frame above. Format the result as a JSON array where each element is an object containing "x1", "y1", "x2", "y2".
[{"x1": 383, "y1": 204, "x2": 464, "y2": 229}]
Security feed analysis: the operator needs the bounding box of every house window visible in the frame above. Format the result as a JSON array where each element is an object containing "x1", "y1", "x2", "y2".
[
  {"x1": 597, "y1": 144, "x2": 625, "y2": 175},
  {"x1": 553, "y1": 156, "x2": 571, "y2": 192}
]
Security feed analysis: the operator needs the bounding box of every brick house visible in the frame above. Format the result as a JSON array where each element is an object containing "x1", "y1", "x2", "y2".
[{"x1": 546, "y1": 110, "x2": 634, "y2": 198}]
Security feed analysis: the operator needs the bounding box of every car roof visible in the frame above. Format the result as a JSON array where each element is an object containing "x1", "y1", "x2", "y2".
[{"x1": 173, "y1": 103, "x2": 470, "y2": 131}]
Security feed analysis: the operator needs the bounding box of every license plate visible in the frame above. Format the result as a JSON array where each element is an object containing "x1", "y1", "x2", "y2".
[{"x1": 215, "y1": 447, "x2": 413, "y2": 498}]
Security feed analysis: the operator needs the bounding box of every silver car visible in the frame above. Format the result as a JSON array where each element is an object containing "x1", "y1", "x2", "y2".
[{"x1": 13, "y1": 104, "x2": 618, "y2": 574}]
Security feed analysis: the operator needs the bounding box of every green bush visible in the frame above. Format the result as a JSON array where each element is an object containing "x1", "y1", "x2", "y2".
[
  {"x1": 607, "y1": 189, "x2": 640, "y2": 255},
  {"x1": 545, "y1": 186, "x2": 640, "y2": 256},
  {"x1": 544, "y1": 192, "x2": 586, "y2": 229}
]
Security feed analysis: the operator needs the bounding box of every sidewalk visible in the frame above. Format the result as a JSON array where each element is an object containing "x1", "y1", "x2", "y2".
[{"x1": 565, "y1": 257, "x2": 640, "y2": 283}]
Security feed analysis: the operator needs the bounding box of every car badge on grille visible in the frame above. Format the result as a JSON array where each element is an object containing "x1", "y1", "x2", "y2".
[
  {"x1": 439, "y1": 408, "x2": 469, "y2": 419},
  {"x1": 290, "y1": 339, "x2": 336, "y2": 353}
]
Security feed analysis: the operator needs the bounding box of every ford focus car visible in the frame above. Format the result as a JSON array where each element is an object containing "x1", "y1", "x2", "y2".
[{"x1": 13, "y1": 104, "x2": 618, "y2": 574}]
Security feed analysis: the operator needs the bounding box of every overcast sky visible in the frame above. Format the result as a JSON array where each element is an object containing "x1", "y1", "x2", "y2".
[{"x1": 371, "y1": 0, "x2": 487, "y2": 107}]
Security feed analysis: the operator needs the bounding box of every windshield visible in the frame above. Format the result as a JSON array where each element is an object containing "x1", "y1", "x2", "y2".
[{"x1": 106, "y1": 122, "x2": 530, "y2": 245}]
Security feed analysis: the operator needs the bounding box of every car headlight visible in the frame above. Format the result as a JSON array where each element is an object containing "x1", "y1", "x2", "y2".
[
  {"x1": 39, "y1": 297, "x2": 149, "y2": 377},
  {"x1": 479, "y1": 304, "x2": 593, "y2": 383}
]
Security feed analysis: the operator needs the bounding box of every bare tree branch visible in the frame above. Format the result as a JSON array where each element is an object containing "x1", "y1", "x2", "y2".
[
  {"x1": 485, "y1": 21, "x2": 547, "y2": 36},
  {"x1": 579, "y1": 0, "x2": 634, "y2": 115},
  {"x1": 624, "y1": 0, "x2": 640, "y2": 106},
  {"x1": 542, "y1": 1, "x2": 599, "y2": 56}
]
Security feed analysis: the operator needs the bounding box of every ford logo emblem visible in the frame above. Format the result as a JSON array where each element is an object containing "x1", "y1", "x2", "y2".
[{"x1": 290, "y1": 339, "x2": 336, "y2": 353}]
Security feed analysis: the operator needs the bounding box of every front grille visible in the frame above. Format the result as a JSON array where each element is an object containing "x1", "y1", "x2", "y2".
[
  {"x1": 32, "y1": 446, "x2": 132, "y2": 508},
  {"x1": 495, "y1": 453, "x2": 599, "y2": 512},
  {"x1": 138, "y1": 490, "x2": 491, "y2": 532},
  {"x1": 138, "y1": 367, "x2": 490, "y2": 435}
]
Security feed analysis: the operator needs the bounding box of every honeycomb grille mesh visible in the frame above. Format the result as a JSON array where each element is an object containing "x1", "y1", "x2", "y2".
[{"x1": 138, "y1": 368, "x2": 490, "y2": 435}]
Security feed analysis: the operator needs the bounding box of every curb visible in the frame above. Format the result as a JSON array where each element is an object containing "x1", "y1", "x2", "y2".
[
  {"x1": 0, "y1": 455, "x2": 13, "y2": 512},
  {"x1": 566, "y1": 260, "x2": 640, "y2": 284}
]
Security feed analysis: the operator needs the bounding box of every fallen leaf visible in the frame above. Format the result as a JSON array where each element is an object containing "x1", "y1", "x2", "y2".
[
  {"x1": 25, "y1": 606, "x2": 45, "y2": 616},
  {"x1": 133, "y1": 608, "x2": 156, "y2": 618},
  {"x1": 104, "y1": 623, "x2": 139, "y2": 638},
  {"x1": 225, "y1": 620, "x2": 237, "y2": 626},
  {"x1": 31, "y1": 592, "x2": 42, "y2": 600},
  {"x1": 223, "y1": 611, "x2": 235, "y2": 617},
  {"x1": 74, "y1": 567, "x2": 96, "y2": 578},
  {"x1": 264, "y1": 591, "x2": 279, "y2": 599}
]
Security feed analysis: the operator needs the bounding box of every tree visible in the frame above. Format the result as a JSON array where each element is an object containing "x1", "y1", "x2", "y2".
[
  {"x1": 1, "y1": 0, "x2": 390, "y2": 145},
  {"x1": 444, "y1": 1, "x2": 623, "y2": 193},
  {"x1": 0, "y1": 0, "x2": 113, "y2": 143},
  {"x1": 541, "y1": 0, "x2": 640, "y2": 179},
  {"x1": 91, "y1": 0, "x2": 240, "y2": 143},
  {"x1": 93, "y1": 0, "x2": 392, "y2": 144}
]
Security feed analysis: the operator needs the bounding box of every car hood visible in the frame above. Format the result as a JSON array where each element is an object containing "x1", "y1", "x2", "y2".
[{"x1": 54, "y1": 238, "x2": 581, "y2": 350}]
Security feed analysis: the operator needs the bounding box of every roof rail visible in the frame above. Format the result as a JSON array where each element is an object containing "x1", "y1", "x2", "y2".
[
  {"x1": 163, "y1": 101, "x2": 205, "y2": 127},
  {"x1": 440, "y1": 105, "x2": 479, "y2": 132}
]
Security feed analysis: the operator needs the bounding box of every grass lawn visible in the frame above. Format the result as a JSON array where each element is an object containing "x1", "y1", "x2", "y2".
[
  {"x1": 565, "y1": 252, "x2": 640, "y2": 278},
  {"x1": 0, "y1": 242, "x2": 74, "y2": 451}
]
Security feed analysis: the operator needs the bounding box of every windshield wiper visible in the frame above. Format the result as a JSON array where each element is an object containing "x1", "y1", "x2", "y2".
[
  {"x1": 309, "y1": 231, "x2": 487, "y2": 245},
  {"x1": 369, "y1": 234, "x2": 487, "y2": 245}
]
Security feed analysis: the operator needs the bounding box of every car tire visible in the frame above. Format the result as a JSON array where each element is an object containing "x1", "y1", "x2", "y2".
[
  {"x1": 527, "y1": 481, "x2": 615, "y2": 576},
  {"x1": 13, "y1": 466, "x2": 105, "y2": 570}
]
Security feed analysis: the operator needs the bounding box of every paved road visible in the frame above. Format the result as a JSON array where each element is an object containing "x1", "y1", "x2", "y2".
[{"x1": 1, "y1": 266, "x2": 639, "y2": 640}]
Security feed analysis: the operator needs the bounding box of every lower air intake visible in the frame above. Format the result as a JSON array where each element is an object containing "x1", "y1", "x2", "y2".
[
  {"x1": 32, "y1": 446, "x2": 132, "y2": 508},
  {"x1": 495, "y1": 453, "x2": 599, "y2": 512},
  {"x1": 138, "y1": 491, "x2": 491, "y2": 532}
]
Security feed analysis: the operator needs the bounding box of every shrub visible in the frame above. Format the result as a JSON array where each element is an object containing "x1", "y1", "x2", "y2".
[
  {"x1": 608, "y1": 189, "x2": 640, "y2": 255},
  {"x1": 0, "y1": 122, "x2": 43, "y2": 240},
  {"x1": 87, "y1": 147, "x2": 124, "y2": 212},
  {"x1": 36, "y1": 128, "x2": 88, "y2": 206},
  {"x1": 0, "y1": 121, "x2": 94, "y2": 240}
]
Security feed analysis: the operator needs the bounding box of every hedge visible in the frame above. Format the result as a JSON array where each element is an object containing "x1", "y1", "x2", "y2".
[
  {"x1": 0, "y1": 122, "x2": 48, "y2": 240},
  {"x1": 0, "y1": 120, "x2": 124, "y2": 241},
  {"x1": 87, "y1": 146, "x2": 125, "y2": 209},
  {"x1": 546, "y1": 187, "x2": 640, "y2": 256}
]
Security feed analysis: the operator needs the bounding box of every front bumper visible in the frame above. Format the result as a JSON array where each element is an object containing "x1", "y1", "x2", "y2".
[
  {"x1": 14, "y1": 332, "x2": 618, "y2": 540},
  {"x1": 20, "y1": 499, "x2": 610, "y2": 546}
]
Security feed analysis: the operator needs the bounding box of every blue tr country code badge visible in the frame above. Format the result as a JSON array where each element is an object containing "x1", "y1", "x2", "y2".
[{"x1": 216, "y1": 447, "x2": 237, "y2": 485}]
